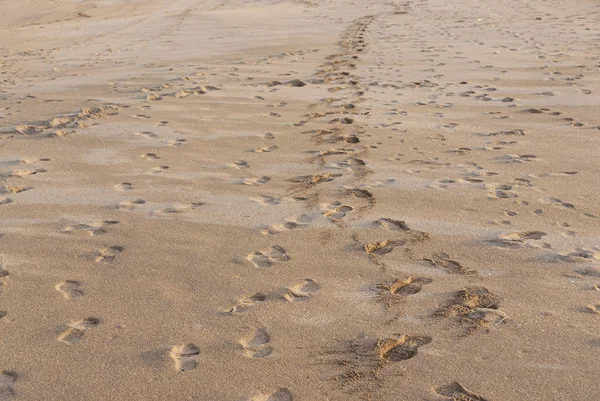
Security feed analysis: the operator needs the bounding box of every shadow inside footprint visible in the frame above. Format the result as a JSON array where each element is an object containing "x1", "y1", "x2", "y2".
[{"x1": 240, "y1": 327, "x2": 272, "y2": 358}]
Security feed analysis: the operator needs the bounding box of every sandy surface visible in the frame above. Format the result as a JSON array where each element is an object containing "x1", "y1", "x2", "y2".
[{"x1": 1, "y1": 0, "x2": 599, "y2": 400}]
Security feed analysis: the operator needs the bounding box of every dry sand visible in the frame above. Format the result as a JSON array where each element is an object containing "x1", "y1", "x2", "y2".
[{"x1": 1, "y1": 0, "x2": 599, "y2": 400}]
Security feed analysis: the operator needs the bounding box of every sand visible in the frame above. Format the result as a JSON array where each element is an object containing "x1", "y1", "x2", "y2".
[{"x1": 0, "y1": 0, "x2": 599, "y2": 400}]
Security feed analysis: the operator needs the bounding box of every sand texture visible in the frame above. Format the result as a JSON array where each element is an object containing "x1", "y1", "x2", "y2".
[{"x1": 1, "y1": 0, "x2": 599, "y2": 400}]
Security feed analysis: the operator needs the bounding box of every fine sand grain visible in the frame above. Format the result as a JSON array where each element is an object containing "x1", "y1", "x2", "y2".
[{"x1": 0, "y1": 0, "x2": 599, "y2": 400}]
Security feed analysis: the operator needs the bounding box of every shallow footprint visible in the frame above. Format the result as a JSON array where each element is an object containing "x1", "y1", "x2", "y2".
[
  {"x1": 96, "y1": 246, "x2": 124, "y2": 263},
  {"x1": 434, "y1": 381, "x2": 488, "y2": 401},
  {"x1": 114, "y1": 182, "x2": 133, "y2": 191},
  {"x1": 247, "y1": 246, "x2": 289, "y2": 268},
  {"x1": 0, "y1": 371, "x2": 17, "y2": 400},
  {"x1": 226, "y1": 293, "x2": 267, "y2": 314},
  {"x1": 170, "y1": 344, "x2": 200, "y2": 371},
  {"x1": 118, "y1": 198, "x2": 146, "y2": 210},
  {"x1": 240, "y1": 327, "x2": 272, "y2": 358},
  {"x1": 58, "y1": 318, "x2": 100, "y2": 344},
  {"x1": 55, "y1": 280, "x2": 84, "y2": 299},
  {"x1": 284, "y1": 279, "x2": 320, "y2": 301}
]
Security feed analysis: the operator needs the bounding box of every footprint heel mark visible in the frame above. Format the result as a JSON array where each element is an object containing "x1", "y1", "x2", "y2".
[
  {"x1": 433, "y1": 381, "x2": 489, "y2": 401},
  {"x1": 284, "y1": 279, "x2": 320, "y2": 301},
  {"x1": 55, "y1": 280, "x2": 84, "y2": 299},
  {"x1": 0, "y1": 371, "x2": 17, "y2": 400},
  {"x1": 240, "y1": 327, "x2": 272, "y2": 358},
  {"x1": 170, "y1": 344, "x2": 200, "y2": 371},
  {"x1": 58, "y1": 317, "x2": 100, "y2": 344},
  {"x1": 250, "y1": 388, "x2": 293, "y2": 401}
]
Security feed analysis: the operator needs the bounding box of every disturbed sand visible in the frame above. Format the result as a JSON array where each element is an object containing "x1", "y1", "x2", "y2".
[{"x1": 0, "y1": 0, "x2": 599, "y2": 400}]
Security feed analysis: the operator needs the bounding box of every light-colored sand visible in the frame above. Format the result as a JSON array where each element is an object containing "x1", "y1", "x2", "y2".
[{"x1": 1, "y1": 0, "x2": 599, "y2": 400}]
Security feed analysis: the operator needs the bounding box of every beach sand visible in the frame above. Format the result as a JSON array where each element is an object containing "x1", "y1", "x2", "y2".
[{"x1": 0, "y1": 0, "x2": 599, "y2": 400}]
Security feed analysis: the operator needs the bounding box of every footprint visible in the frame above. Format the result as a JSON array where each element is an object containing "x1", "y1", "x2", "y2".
[
  {"x1": 262, "y1": 215, "x2": 310, "y2": 235},
  {"x1": 0, "y1": 185, "x2": 31, "y2": 194},
  {"x1": 95, "y1": 246, "x2": 124, "y2": 263},
  {"x1": 376, "y1": 334, "x2": 432, "y2": 362},
  {"x1": 58, "y1": 317, "x2": 100, "y2": 344},
  {"x1": 375, "y1": 218, "x2": 409, "y2": 230},
  {"x1": 226, "y1": 293, "x2": 267, "y2": 314},
  {"x1": 575, "y1": 267, "x2": 600, "y2": 278},
  {"x1": 247, "y1": 246, "x2": 289, "y2": 268},
  {"x1": 8, "y1": 169, "x2": 46, "y2": 177},
  {"x1": 141, "y1": 153, "x2": 160, "y2": 160},
  {"x1": 323, "y1": 202, "x2": 353, "y2": 219},
  {"x1": 152, "y1": 203, "x2": 204, "y2": 214},
  {"x1": 540, "y1": 197, "x2": 575, "y2": 209},
  {"x1": 0, "y1": 371, "x2": 17, "y2": 400},
  {"x1": 170, "y1": 344, "x2": 200, "y2": 371},
  {"x1": 364, "y1": 240, "x2": 396, "y2": 255},
  {"x1": 433, "y1": 381, "x2": 488, "y2": 401},
  {"x1": 55, "y1": 280, "x2": 84, "y2": 299},
  {"x1": 290, "y1": 173, "x2": 341, "y2": 185},
  {"x1": 114, "y1": 183, "x2": 133, "y2": 191},
  {"x1": 254, "y1": 145, "x2": 279, "y2": 153},
  {"x1": 240, "y1": 327, "x2": 272, "y2": 358},
  {"x1": 284, "y1": 279, "x2": 320, "y2": 301},
  {"x1": 134, "y1": 131, "x2": 158, "y2": 138},
  {"x1": 436, "y1": 287, "x2": 506, "y2": 332},
  {"x1": 0, "y1": 262, "x2": 8, "y2": 293},
  {"x1": 558, "y1": 249, "x2": 600, "y2": 262},
  {"x1": 499, "y1": 231, "x2": 546, "y2": 241},
  {"x1": 585, "y1": 304, "x2": 600, "y2": 315},
  {"x1": 230, "y1": 160, "x2": 250, "y2": 169},
  {"x1": 150, "y1": 166, "x2": 169, "y2": 174},
  {"x1": 424, "y1": 253, "x2": 477, "y2": 275},
  {"x1": 237, "y1": 176, "x2": 271, "y2": 186},
  {"x1": 62, "y1": 220, "x2": 119, "y2": 236},
  {"x1": 250, "y1": 388, "x2": 293, "y2": 401},
  {"x1": 0, "y1": 198, "x2": 12, "y2": 206},
  {"x1": 118, "y1": 199, "x2": 146, "y2": 210},
  {"x1": 252, "y1": 195, "x2": 280, "y2": 206},
  {"x1": 168, "y1": 139, "x2": 186, "y2": 147}
]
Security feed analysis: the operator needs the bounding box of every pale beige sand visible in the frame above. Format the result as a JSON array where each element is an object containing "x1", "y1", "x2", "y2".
[{"x1": 1, "y1": 0, "x2": 599, "y2": 400}]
